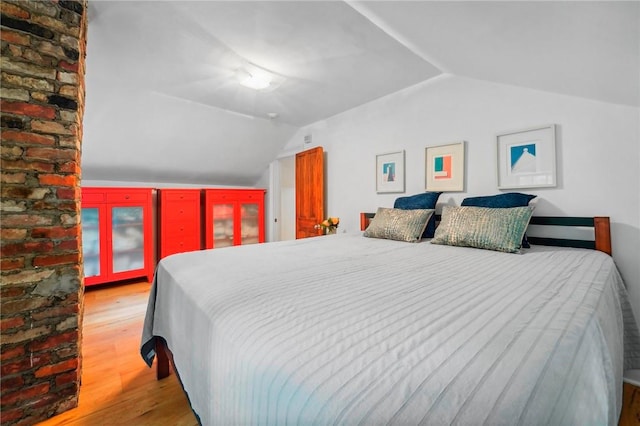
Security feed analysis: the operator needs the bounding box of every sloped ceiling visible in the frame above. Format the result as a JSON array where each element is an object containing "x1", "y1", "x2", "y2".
[
  {"x1": 353, "y1": 1, "x2": 639, "y2": 108},
  {"x1": 82, "y1": 1, "x2": 639, "y2": 186}
]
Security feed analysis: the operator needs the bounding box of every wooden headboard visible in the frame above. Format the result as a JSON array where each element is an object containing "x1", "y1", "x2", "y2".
[{"x1": 360, "y1": 212, "x2": 612, "y2": 255}]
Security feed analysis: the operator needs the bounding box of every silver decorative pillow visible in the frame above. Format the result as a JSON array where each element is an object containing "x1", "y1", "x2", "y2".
[
  {"x1": 431, "y1": 206, "x2": 533, "y2": 253},
  {"x1": 364, "y1": 207, "x2": 434, "y2": 242}
]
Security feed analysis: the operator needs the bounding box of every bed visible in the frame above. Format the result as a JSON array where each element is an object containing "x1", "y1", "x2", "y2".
[{"x1": 141, "y1": 211, "x2": 640, "y2": 425}]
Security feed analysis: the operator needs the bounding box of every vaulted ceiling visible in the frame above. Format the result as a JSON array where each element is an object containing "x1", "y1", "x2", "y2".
[{"x1": 82, "y1": 1, "x2": 639, "y2": 186}]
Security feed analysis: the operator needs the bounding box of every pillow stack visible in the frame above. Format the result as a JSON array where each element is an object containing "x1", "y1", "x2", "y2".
[
  {"x1": 460, "y1": 192, "x2": 537, "y2": 248},
  {"x1": 363, "y1": 207, "x2": 434, "y2": 242},
  {"x1": 431, "y1": 205, "x2": 534, "y2": 253},
  {"x1": 393, "y1": 192, "x2": 442, "y2": 238},
  {"x1": 363, "y1": 192, "x2": 536, "y2": 252}
]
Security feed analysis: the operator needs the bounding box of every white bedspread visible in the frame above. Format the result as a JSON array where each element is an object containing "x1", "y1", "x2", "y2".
[{"x1": 141, "y1": 233, "x2": 640, "y2": 425}]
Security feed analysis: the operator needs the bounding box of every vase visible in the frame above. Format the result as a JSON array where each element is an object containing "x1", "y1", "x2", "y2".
[{"x1": 326, "y1": 227, "x2": 337, "y2": 235}]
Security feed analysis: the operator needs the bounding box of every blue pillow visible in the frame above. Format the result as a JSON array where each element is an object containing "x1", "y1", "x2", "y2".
[
  {"x1": 461, "y1": 193, "x2": 537, "y2": 208},
  {"x1": 461, "y1": 193, "x2": 536, "y2": 247},
  {"x1": 394, "y1": 192, "x2": 442, "y2": 238}
]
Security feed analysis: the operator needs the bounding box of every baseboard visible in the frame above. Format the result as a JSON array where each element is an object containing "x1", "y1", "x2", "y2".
[{"x1": 623, "y1": 369, "x2": 640, "y2": 387}]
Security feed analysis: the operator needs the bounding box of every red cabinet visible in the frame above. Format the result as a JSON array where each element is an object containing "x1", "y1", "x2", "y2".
[
  {"x1": 204, "y1": 189, "x2": 265, "y2": 249},
  {"x1": 81, "y1": 188, "x2": 154, "y2": 286},
  {"x1": 158, "y1": 189, "x2": 201, "y2": 259}
]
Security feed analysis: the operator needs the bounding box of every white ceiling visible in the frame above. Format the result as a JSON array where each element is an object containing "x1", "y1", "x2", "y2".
[
  {"x1": 354, "y1": 1, "x2": 639, "y2": 108},
  {"x1": 82, "y1": 1, "x2": 639, "y2": 185}
]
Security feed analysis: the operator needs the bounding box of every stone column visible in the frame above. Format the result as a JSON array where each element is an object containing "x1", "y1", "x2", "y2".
[{"x1": 1, "y1": 1, "x2": 88, "y2": 423}]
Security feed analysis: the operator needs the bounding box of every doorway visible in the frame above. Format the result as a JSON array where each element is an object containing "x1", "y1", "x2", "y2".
[
  {"x1": 276, "y1": 155, "x2": 296, "y2": 241},
  {"x1": 270, "y1": 146, "x2": 325, "y2": 242}
]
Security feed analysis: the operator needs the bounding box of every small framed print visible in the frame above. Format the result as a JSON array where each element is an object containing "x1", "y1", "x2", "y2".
[
  {"x1": 425, "y1": 142, "x2": 465, "y2": 192},
  {"x1": 497, "y1": 124, "x2": 557, "y2": 189},
  {"x1": 376, "y1": 150, "x2": 405, "y2": 193}
]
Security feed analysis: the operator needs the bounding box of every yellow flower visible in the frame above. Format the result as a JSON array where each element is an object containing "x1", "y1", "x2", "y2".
[{"x1": 318, "y1": 216, "x2": 339, "y2": 229}]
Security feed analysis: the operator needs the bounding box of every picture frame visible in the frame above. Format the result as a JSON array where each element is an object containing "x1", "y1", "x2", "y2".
[
  {"x1": 376, "y1": 150, "x2": 405, "y2": 193},
  {"x1": 497, "y1": 124, "x2": 557, "y2": 189},
  {"x1": 425, "y1": 141, "x2": 465, "y2": 192}
]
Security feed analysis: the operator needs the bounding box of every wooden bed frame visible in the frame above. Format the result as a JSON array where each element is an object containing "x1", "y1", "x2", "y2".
[
  {"x1": 360, "y1": 213, "x2": 612, "y2": 255},
  {"x1": 155, "y1": 214, "x2": 612, "y2": 380}
]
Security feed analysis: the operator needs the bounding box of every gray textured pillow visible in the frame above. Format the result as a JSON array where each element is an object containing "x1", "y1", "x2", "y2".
[
  {"x1": 364, "y1": 207, "x2": 434, "y2": 242},
  {"x1": 431, "y1": 206, "x2": 533, "y2": 253}
]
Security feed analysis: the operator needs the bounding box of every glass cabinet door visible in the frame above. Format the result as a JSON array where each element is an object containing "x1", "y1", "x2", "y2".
[
  {"x1": 81, "y1": 208, "x2": 101, "y2": 278},
  {"x1": 111, "y1": 207, "x2": 145, "y2": 273},
  {"x1": 212, "y1": 204, "x2": 234, "y2": 248},
  {"x1": 240, "y1": 203, "x2": 260, "y2": 245}
]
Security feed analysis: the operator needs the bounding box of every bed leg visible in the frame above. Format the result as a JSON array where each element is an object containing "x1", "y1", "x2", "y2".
[{"x1": 155, "y1": 337, "x2": 170, "y2": 380}]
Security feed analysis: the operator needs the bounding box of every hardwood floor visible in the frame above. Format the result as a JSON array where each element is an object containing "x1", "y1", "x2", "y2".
[
  {"x1": 620, "y1": 382, "x2": 640, "y2": 426},
  {"x1": 36, "y1": 281, "x2": 197, "y2": 426},
  {"x1": 36, "y1": 280, "x2": 640, "y2": 425}
]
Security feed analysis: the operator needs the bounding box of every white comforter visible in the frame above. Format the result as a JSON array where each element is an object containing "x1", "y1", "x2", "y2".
[{"x1": 141, "y1": 233, "x2": 640, "y2": 425}]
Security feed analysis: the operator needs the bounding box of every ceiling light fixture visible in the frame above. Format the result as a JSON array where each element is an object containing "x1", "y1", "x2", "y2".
[{"x1": 236, "y1": 68, "x2": 272, "y2": 90}]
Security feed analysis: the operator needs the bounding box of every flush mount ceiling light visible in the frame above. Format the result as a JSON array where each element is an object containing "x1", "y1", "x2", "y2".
[
  {"x1": 235, "y1": 63, "x2": 285, "y2": 92},
  {"x1": 236, "y1": 68, "x2": 272, "y2": 90}
]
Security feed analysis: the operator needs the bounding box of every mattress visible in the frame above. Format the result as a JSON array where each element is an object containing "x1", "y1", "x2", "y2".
[{"x1": 141, "y1": 233, "x2": 640, "y2": 425}]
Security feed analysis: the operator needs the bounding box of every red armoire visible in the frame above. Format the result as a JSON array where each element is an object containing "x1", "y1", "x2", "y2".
[
  {"x1": 81, "y1": 187, "x2": 154, "y2": 286},
  {"x1": 203, "y1": 189, "x2": 265, "y2": 249}
]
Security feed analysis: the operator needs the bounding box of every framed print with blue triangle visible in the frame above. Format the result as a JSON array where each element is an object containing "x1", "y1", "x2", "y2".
[{"x1": 497, "y1": 124, "x2": 557, "y2": 189}]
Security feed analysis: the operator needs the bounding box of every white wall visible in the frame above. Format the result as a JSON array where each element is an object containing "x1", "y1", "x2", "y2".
[
  {"x1": 280, "y1": 74, "x2": 640, "y2": 326},
  {"x1": 81, "y1": 180, "x2": 253, "y2": 188},
  {"x1": 277, "y1": 156, "x2": 296, "y2": 241}
]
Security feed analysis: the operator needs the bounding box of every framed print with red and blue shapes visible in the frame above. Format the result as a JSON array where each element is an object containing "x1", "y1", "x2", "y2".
[{"x1": 425, "y1": 141, "x2": 465, "y2": 192}]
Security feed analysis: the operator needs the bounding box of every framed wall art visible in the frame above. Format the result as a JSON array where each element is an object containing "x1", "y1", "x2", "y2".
[
  {"x1": 425, "y1": 142, "x2": 465, "y2": 192},
  {"x1": 497, "y1": 124, "x2": 557, "y2": 189},
  {"x1": 376, "y1": 150, "x2": 405, "y2": 193}
]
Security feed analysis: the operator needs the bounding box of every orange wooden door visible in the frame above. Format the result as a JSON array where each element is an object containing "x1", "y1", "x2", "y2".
[{"x1": 296, "y1": 146, "x2": 324, "y2": 239}]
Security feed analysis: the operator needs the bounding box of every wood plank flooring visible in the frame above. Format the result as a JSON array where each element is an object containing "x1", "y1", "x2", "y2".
[
  {"x1": 36, "y1": 281, "x2": 197, "y2": 426},
  {"x1": 620, "y1": 382, "x2": 640, "y2": 426},
  {"x1": 36, "y1": 280, "x2": 640, "y2": 425}
]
